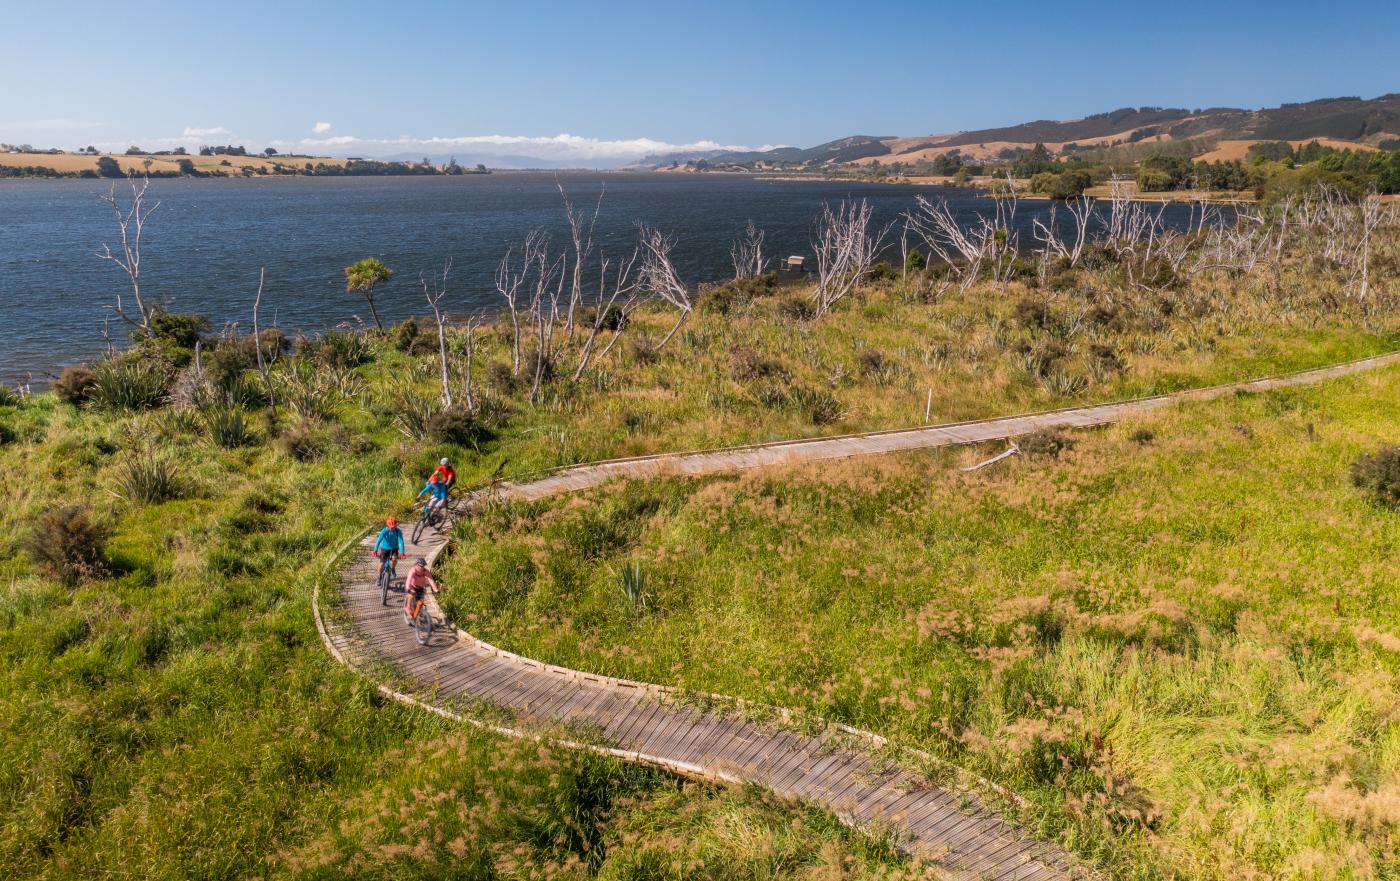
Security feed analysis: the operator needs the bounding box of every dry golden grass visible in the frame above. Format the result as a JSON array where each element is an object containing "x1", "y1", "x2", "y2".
[
  {"x1": 0, "y1": 151, "x2": 347, "y2": 176},
  {"x1": 1194, "y1": 138, "x2": 1381, "y2": 164}
]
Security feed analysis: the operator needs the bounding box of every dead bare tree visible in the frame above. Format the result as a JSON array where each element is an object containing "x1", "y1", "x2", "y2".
[
  {"x1": 494, "y1": 229, "x2": 547, "y2": 376},
  {"x1": 250, "y1": 267, "x2": 278, "y2": 421},
  {"x1": 730, "y1": 220, "x2": 769, "y2": 280},
  {"x1": 456, "y1": 313, "x2": 482, "y2": 411},
  {"x1": 637, "y1": 225, "x2": 693, "y2": 350},
  {"x1": 573, "y1": 248, "x2": 641, "y2": 380},
  {"x1": 1032, "y1": 196, "x2": 1094, "y2": 270},
  {"x1": 420, "y1": 259, "x2": 455, "y2": 408},
  {"x1": 559, "y1": 182, "x2": 603, "y2": 342},
  {"x1": 810, "y1": 199, "x2": 887, "y2": 316},
  {"x1": 97, "y1": 175, "x2": 159, "y2": 332},
  {"x1": 905, "y1": 195, "x2": 996, "y2": 294},
  {"x1": 526, "y1": 247, "x2": 567, "y2": 402}
]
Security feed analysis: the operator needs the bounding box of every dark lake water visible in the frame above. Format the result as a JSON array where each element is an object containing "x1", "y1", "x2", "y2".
[{"x1": 0, "y1": 173, "x2": 1213, "y2": 383}]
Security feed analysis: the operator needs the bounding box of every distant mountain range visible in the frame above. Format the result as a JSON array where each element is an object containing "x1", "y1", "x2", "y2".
[{"x1": 633, "y1": 94, "x2": 1400, "y2": 171}]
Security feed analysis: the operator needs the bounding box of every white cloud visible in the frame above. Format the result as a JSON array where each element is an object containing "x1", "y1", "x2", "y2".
[
  {"x1": 268, "y1": 131, "x2": 763, "y2": 163},
  {"x1": 312, "y1": 121, "x2": 332, "y2": 134},
  {"x1": 183, "y1": 126, "x2": 232, "y2": 138}
]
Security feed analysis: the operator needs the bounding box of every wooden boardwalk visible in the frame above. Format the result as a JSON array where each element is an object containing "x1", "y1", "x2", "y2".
[{"x1": 315, "y1": 352, "x2": 1399, "y2": 880}]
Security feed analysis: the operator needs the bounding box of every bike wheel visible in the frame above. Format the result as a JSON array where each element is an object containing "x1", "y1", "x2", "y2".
[
  {"x1": 412, "y1": 515, "x2": 426, "y2": 544},
  {"x1": 416, "y1": 606, "x2": 433, "y2": 645},
  {"x1": 379, "y1": 564, "x2": 389, "y2": 606}
]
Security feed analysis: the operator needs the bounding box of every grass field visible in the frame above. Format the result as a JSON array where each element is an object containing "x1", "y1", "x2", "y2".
[
  {"x1": 441, "y1": 367, "x2": 1400, "y2": 879},
  {"x1": 0, "y1": 151, "x2": 347, "y2": 177},
  {"x1": 0, "y1": 209, "x2": 1396, "y2": 878}
]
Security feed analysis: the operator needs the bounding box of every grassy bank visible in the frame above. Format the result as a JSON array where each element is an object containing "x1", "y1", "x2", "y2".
[
  {"x1": 1, "y1": 213, "x2": 1396, "y2": 877},
  {"x1": 442, "y1": 367, "x2": 1400, "y2": 879}
]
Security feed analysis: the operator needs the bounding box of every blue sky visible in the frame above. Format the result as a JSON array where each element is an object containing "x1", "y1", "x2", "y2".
[{"x1": 2, "y1": 0, "x2": 1396, "y2": 164}]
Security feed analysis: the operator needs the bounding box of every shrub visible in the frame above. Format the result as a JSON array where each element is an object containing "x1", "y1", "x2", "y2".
[
  {"x1": 1019, "y1": 429, "x2": 1075, "y2": 458},
  {"x1": 116, "y1": 450, "x2": 182, "y2": 504},
  {"x1": 487, "y1": 362, "x2": 518, "y2": 393},
  {"x1": 53, "y1": 365, "x2": 97, "y2": 405},
  {"x1": 279, "y1": 420, "x2": 326, "y2": 461},
  {"x1": 392, "y1": 318, "x2": 420, "y2": 352},
  {"x1": 1041, "y1": 369, "x2": 1088, "y2": 397},
  {"x1": 1089, "y1": 343, "x2": 1125, "y2": 374},
  {"x1": 204, "y1": 341, "x2": 255, "y2": 391},
  {"x1": 219, "y1": 372, "x2": 267, "y2": 409},
  {"x1": 89, "y1": 358, "x2": 174, "y2": 411},
  {"x1": 1046, "y1": 270, "x2": 1078, "y2": 292},
  {"x1": 866, "y1": 260, "x2": 899, "y2": 282},
  {"x1": 427, "y1": 406, "x2": 493, "y2": 447},
  {"x1": 1351, "y1": 446, "x2": 1400, "y2": 509},
  {"x1": 146, "y1": 309, "x2": 211, "y2": 350},
  {"x1": 777, "y1": 297, "x2": 815, "y2": 322},
  {"x1": 0, "y1": 423, "x2": 15, "y2": 446},
  {"x1": 790, "y1": 386, "x2": 843, "y2": 425},
  {"x1": 752, "y1": 384, "x2": 789, "y2": 410},
  {"x1": 311, "y1": 331, "x2": 374, "y2": 368},
  {"x1": 0, "y1": 385, "x2": 19, "y2": 407},
  {"x1": 405, "y1": 330, "x2": 440, "y2": 357},
  {"x1": 1013, "y1": 296, "x2": 1053, "y2": 330},
  {"x1": 525, "y1": 348, "x2": 558, "y2": 383},
  {"x1": 27, "y1": 505, "x2": 110, "y2": 584},
  {"x1": 730, "y1": 348, "x2": 788, "y2": 382},
  {"x1": 205, "y1": 406, "x2": 252, "y2": 448},
  {"x1": 598, "y1": 304, "x2": 627, "y2": 331},
  {"x1": 1130, "y1": 428, "x2": 1156, "y2": 445},
  {"x1": 626, "y1": 339, "x2": 658, "y2": 366}
]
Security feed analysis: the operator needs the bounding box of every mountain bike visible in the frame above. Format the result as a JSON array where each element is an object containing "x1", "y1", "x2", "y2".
[
  {"x1": 411, "y1": 500, "x2": 445, "y2": 544},
  {"x1": 405, "y1": 590, "x2": 434, "y2": 645},
  {"x1": 376, "y1": 553, "x2": 398, "y2": 606}
]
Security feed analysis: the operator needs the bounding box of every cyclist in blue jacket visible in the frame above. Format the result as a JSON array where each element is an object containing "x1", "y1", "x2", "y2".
[
  {"x1": 373, "y1": 516, "x2": 406, "y2": 577},
  {"x1": 418, "y1": 474, "x2": 449, "y2": 517}
]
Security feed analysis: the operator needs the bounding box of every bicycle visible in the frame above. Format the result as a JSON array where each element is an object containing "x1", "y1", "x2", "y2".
[
  {"x1": 376, "y1": 553, "x2": 398, "y2": 606},
  {"x1": 411, "y1": 499, "x2": 445, "y2": 544},
  {"x1": 404, "y1": 590, "x2": 434, "y2": 645}
]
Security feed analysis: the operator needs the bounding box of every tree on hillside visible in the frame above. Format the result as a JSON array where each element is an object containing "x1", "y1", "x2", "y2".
[
  {"x1": 264, "y1": 147, "x2": 277, "y2": 157},
  {"x1": 1013, "y1": 143, "x2": 1055, "y2": 176},
  {"x1": 344, "y1": 258, "x2": 394, "y2": 330},
  {"x1": 124, "y1": 146, "x2": 144, "y2": 155},
  {"x1": 95, "y1": 156, "x2": 122, "y2": 178}
]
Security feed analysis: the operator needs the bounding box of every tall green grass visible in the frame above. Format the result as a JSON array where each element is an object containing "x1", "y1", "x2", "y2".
[
  {"x1": 2, "y1": 229, "x2": 1398, "y2": 878},
  {"x1": 441, "y1": 368, "x2": 1400, "y2": 879}
]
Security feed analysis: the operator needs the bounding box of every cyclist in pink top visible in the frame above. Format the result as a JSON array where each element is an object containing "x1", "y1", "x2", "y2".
[{"x1": 403, "y1": 557, "x2": 439, "y2": 623}]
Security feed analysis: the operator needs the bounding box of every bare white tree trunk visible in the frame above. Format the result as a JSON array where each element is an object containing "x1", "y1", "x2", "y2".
[
  {"x1": 637, "y1": 225, "x2": 693, "y2": 350},
  {"x1": 573, "y1": 249, "x2": 640, "y2": 380},
  {"x1": 97, "y1": 176, "x2": 160, "y2": 331},
  {"x1": 495, "y1": 230, "x2": 546, "y2": 376},
  {"x1": 730, "y1": 220, "x2": 768, "y2": 280},
  {"x1": 251, "y1": 267, "x2": 278, "y2": 420},
  {"x1": 810, "y1": 199, "x2": 887, "y2": 316},
  {"x1": 421, "y1": 259, "x2": 454, "y2": 409}
]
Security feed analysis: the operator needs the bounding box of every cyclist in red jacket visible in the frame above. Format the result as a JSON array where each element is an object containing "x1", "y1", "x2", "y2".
[{"x1": 432, "y1": 457, "x2": 456, "y2": 491}]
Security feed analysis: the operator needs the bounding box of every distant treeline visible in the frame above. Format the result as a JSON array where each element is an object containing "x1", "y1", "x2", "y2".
[
  {"x1": 860, "y1": 138, "x2": 1400, "y2": 199},
  {"x1": 0, "y1": 156, "x2": 490, "y2": 180}
]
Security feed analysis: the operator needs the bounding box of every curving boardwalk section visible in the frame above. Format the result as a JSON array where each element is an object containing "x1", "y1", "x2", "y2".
[{"x1": 316, "y1": 352, "x2": 1400, "y2": 881}]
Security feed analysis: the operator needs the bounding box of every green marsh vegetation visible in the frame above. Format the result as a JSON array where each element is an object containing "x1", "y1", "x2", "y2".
[
  {"x1": 1, "y1": 185, "x2": 1398, "y2": 878},
  {"x1": 443, "y1": 372, "x2": 1400, "y2": 879}
]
